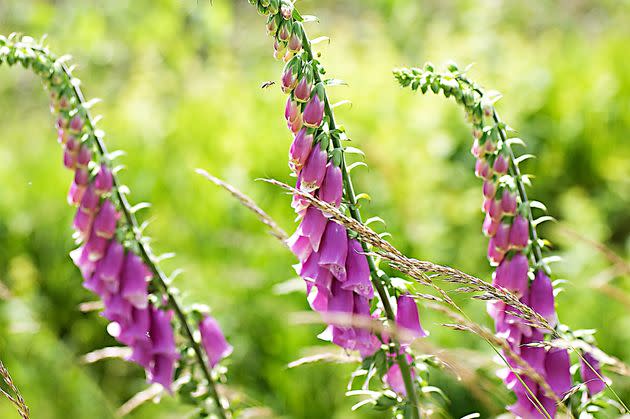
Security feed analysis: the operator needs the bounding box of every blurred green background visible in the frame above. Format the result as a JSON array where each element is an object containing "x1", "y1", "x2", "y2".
[{"x1": 1, "y1": 0, "x2": 630, "y2": 417}]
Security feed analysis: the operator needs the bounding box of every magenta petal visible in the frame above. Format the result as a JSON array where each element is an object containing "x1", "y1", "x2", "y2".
[
  {"x1": 302, "y1": 94, "x2": 324, "y2": 128},
  {"x1": 493, "y1": 253, "x2": 529, "y2": 297},
  {"x1": 200, "y1": 315, "x2": 233, "y2": 368},
  {"x1": 286, "y1": 232, "x2": 313, "y2": 261},
  {"x1": 117, "y1": 306, "x2": 151, "y2": 346},
  {"x1": 384, "y1": 364, "x2": 407, "y2": 395},
  {"x1": 509, "y1": 215, "x2": 529, "y2": 249},
  {"x1": 580, "y1": 351, "x2": 606, "y2": 395},
  {"x1": 297, "y1": 207, "x2": 328, "y2": 252},
  {"x1": 298, "y1": 251, "x2": 320, "y2": 281},
  {"x1": 299, "y1": 145, "x2": 327, "y2": 192},
  {"x1": 318, "y1": 222, "x2": 348, "y2": 281},
  {"x1": 128, "y1": 338, "x2": 153, "y2": 370},
  {"x1": 319, "y1": 163, "x2": 343, "y2": 207},
  {"x1": 94, "y1": 163, "x2": 113, "y2": 194},
  {"x1": 93, "y1": 241, "x2": 125, "y2": 293},
  {"x1": 396, "y1": 294, "x2": 428, "y2": 344},
  {"x1": 530, "y1": 270, "x2": 556, "y2": 327},
  {"x1": 150, "y1": 306, "x2": 177, "y2": 357},
  {"x1": 342, "y1": 239, "x2": 373, "y2": 298},
  {"x1": 150, "y1": 353, "x2": 177, "y2": 392},
  {"x1": 93, "y1": 200, "x2": 119, "y2": 239},
  {"x1": 289, "y1": 128, "x2": 313, "y2": 172},
  {"x1": 352, "y1": 294, "x2": 380, "y2": 357},
  {"x1": 545, "y1": 348, "x2": 572, "y2": 397},
  {"x1": 120, "y1": 253, "x2": 150, "y2": 308},
  {"x1": 102, "y1": 293, "x2": 132, "y2": 324}
]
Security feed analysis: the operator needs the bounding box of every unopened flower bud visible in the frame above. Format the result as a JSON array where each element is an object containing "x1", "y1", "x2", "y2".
[
  {"x1": 493, "y1": 154, "x2": 508, "y2": 175},
  {"x1": 500, "y1": 190, "x2": 517, "y2": 214},
  {"x1": 482, "y1": 213, "x2": 499, "y2": 236},
  {"x1": 277, "y1": 21, "x2": 291, "y2": 42},
  {"x1": 69, "y1": 115, "x2": 84, "y2": 132},
  {"x1": 273, "y1": 39, "x2": 286, "y2": 60},
  {"x1": 494, "y1": 223, "x2": 511, "y2": 251},
  {"x1": 77, "y1": 145, "x2": 91, "y2": 167},
  {"x1": 75, "y1": 167, "x2": 90, "y2": 186},
  {"x1": 482, "y1": 180, "x2": 496, "y2": 199},
  {"x1": 487, "y1": 238, "x2": 505, "y2": 265},
  {"x1": 288, "y1": 112, "x2": 302, "y2": 133},
  {"x1": 280, "y1": 0, "x2": 293, "y2": 19},
  {"x1": 303, "y1": 93, "x2": 325, "y2": 128},
  {"x1": 294, "y1": 77, "x2": 312, "y2": 103},
  {"x1": 94, "y1": 200, "x2": 120, "y2": 239},
  {"x1": 63, "y1": 147, "x2": 77, "y2": 169},
  {"x1": 288, "y1": 31, "x2": 302, "y2": 53},
  {"x1": 94, "y1": 164, "x2": 113, "y2": 194},
  {"x1": 68, "y1": 181, "x2": 86, "y2": 206},
  {"x1": 509, "y1": 214, "x2": 529, "y2": 249},
  {"x1": 474, "y1": 158, "x2": 491, "y2": 179},
  {"x1": 488, "y1": 198, "x2": 503, "y2": 221},
  {"x1": 266, "y1": 15, "x2": 279, "y2": 35},
  {"x1": 319, "y1": 163, "x2": 343, "y2": 207},
  {"x1": 281, "y1": 64, "x2": 298, "y2": 93},
  {"x1": 73, "y1": 208, "x2": 94, "y2": 239}
]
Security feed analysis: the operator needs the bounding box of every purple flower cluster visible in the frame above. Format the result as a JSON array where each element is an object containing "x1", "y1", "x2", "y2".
[
  {"x1": 53, "y1": 95, "x2": 179, "y2": 390},
  {"x1": 273, "y1": 21, "x2": 429, "y2": 396},
  {"x1": 473, "y1": 133, "x2": 606, "y2": 416}
]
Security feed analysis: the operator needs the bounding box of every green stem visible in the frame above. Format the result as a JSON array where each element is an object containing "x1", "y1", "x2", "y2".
[
  {"x1": 299, "y1": 26, "x2": 421, "y2": 417},
  {"x1": 25, "y1": 44, "x2": 228, "y2": 419}
]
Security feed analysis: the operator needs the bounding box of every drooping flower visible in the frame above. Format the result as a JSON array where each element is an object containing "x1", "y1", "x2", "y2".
[
  {"x1": 318, "y1": 221, "x2": 348, "y2": 281},
  {"x1": 493, "y1": 252, "x2": 529, "y2": 297},
  {"x1": 580, "y1": 352, "x2": 606, "y2": 395},
  {"x1": 289, "y1": 128, "x2": 313, "y2": 172},
  {"x1": 299, "y1": 145, "x2": 327, "y2": 192},
  {"x1": 545, "y1": 347, "x2": 572, "y2": 397},
  {"x1": 319, "y1": 163, "x2": 343, "y2": 208},
  {"x1": 395, "y1": 294, "x2": 428, "y2": 344},
  {"x1": 342, "y1": 239, "x2": 373, "y2": 298},
  {"x1": 530, "y1": 270, "x2": 556, "y2": 327},
  {"x1": 93, "y1": 200, "x2": 120, "y2": 239},
  {"x1": 509, "y1": 214, "x2": 529, "y2": 249},
  {"x1": 120, "y1": 252, "x2": 151, "y2": 308},
  {"x1": 200, "y1": 315, "x2": 233, "y2": 368}
]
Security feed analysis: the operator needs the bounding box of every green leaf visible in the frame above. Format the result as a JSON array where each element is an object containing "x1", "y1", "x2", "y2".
[
  {"x1": 514, "y1": 154, "x2": 536, "y2": 165},
  {"x1": 331, "y1": 99, "x2": 352, "y2": 109},
  {"x1": 301, "y1": 15, "x2": 319, "y2": 23},
  {"x1": 355, "y1": 192, "x2": 371, "y2": 203},
  {"x1": 529, "y1": 201, "x2": 547, "y2": 211},
  {"x1": 364, "y1": 216, "x2": 386, "y2": 227},
  {"x1": 532, "y1": 215, "x2": 556, "y2": 227},
  {"x1": 291, "y1": 7, "x2": 304, "y2": 22},
  {"x1": 347, "y1": 161, "x2": 367, "y2": 172},
  {"x1": 343, "y1": 146, "x2": 364, "y2": 157},
  {"x1": 324, "y1": 78, "x2": 348, "y2": 87},
  {"x1": 310, "y1": 36, "x2": 330, "y2": 46}
]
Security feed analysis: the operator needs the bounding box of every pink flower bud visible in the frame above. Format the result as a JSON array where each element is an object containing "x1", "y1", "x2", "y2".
[
  {"x1": 66, "y1": 136, "x2": 79, "y2": 151},
  {"x1": 94, "y1": 164, "x2": 113, "y2": 194},
  {"x1": 79, "y1": 184, "x2": 100, "y2": 214},
  {"x1": 319, "y1": 163, "x2": 343, "y2": 207},
  {"x1": 482, "y1": 213, "x2": 500, "y2": 237},
  {"x1": 482, "y1": 180, "x2": 496, "y2": 199},
  {"x1": 68, "y1": 181, "x2": 86, "y2": 206},
  {"x1": 501, "y1": 190, "x2": 517, "y2": 214},
  {"x1": 284, "y1": 96, "x2": 300, "y2": 123},
  {"x1": 289, "y1": 128, "x2": 314, "y2": 172},
  {"x1": 73, "y1": 208, "x2": 94, "y2": 239},
  {"x1": 493, "y1": 154, "x2": 509, "y2": 175},
  {"x1": 302, "y1": 93, "x2": 325, "y2": 128},
  {"x1": 281, "y1": 65, "x2": 298, "y2": 94},
  {"x1": 474, "y1": 158, "x2": 491, "y2": 179},
  {"x1": 288, "y1": 112, "x2": 302, "y2": 133},
  {"x1": 545, "y1": 348, "x2": 572, "y2": 397},
  {"x1": 509, "y1": 214, "x2": 529, "y2": 249},
  {"x1": 273, "y1": 40, "x2": 286, "y2": 60},
  {"x1": 293, "y1": 77, "x2": 312, "y2": 103},
  {"x1": 94, "y1": 200, "x2": 120, "y2": 239},
  {"x1": 342, "y1": 239, "x2": 373, "y2": 298},
  {"x1": 580, "y1": 352, "x2": 606, "y2": 395},
  {"x1": 69, "y1": 115, "x2": 84, "y2": 132},
  {"x1": 487, "y1": 238, "x2": 505, "y2": 265},
  {"x1": 280, "y1": 1, "x2": 293, "y2": 19},
  {"x1": 77, "y1": 145, "x2": 91, "y2": 167},
  {"x1": 266, "y1": 15, "x2": 278, "y2": 35},
  {"x1": 74, "y1": 167, "x2": 90, "y2": 186},
  {"x1": 488, "y1": 198, "x2": 503, "y2": 221},
  {"x1": 63, "y1": 147, "x2": 77, "y2": 169},
  {"x1": 288, "y1": 32, "x2": 302, "y2": 52},
  {"x1": 318, "y1": 222, "x2": 348, "y2": 281},
  {"x1": 299, "y1": 145, "x2": 327, "y2": 192},
  {"x1": 494, "y1": 223, "x2": 511, "y2": 251},
  {"x1": 471, "y1": 139, "x2": 482, "y2": 158},
  {"x1": 277, "y1": 22, "x2": 290, "y2": 42}
]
